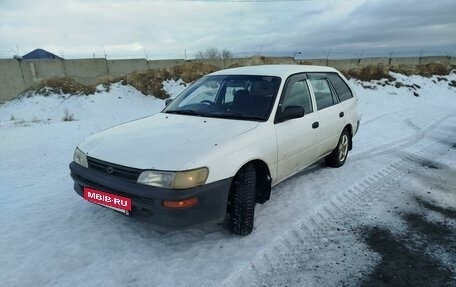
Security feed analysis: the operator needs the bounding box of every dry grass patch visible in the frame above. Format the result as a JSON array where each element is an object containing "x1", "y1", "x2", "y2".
[
  {"x1": 63, "y1": 109, "x2": 74, "y2": 121},
  {"x1": 121, "y1": 62, "x2": 219, "y2": 98},
  {"x1": 172, "y1": 61, "x2": 219, "y2": 83},
  {"x1": 227, "y1": 62, "x2": 243, "y2": 68},
  {"x1": 20, "y1": 60, "x2": 455, "y2": 100},
  {"x1": 390, "y1": 63, "x2": 451, "y2": 77},
  {"x1": 23, "y1": 76, "x2": 96, "y2": 96},
  {"x1": 124, "y1": 69, "x2": 171, "y2": 99},
  {"x1": 342, "y1": 64, "x2": 389, "y2": 81},
  {"x1": 418, "y1": 63, "x2": 450, "y2": 77},
  {"x1": 298, "y1": 61, "x2": 314, "y2": 65},
  {"x1": 390, "y1": 64, "x2": 415, "y2": 76},
  {"x1": 342, "y1": 63, "x2": 453, "y2": 81}
]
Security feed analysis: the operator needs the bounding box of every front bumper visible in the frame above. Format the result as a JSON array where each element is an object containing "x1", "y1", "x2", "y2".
[{"x1": 69, "y1": 161, "x2": 232, "y2": 226}]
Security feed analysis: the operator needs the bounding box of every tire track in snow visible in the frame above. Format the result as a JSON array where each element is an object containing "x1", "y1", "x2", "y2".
[
  {"x1": 351, "y1": 114, "x2": 455, "y2": 161},
  {"x1": 222, "y1": 131, "x2": 454, "y2": 287},
  {"x1": 361, "y1": 108, "x2": 419, "y2": 126}
]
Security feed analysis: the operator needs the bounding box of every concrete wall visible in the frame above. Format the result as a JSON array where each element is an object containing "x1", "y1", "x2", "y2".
[
  {"x1": 18, "y1": 60, "x2": 35, "y2": 86},
  {"x1": 1, "y1": 55, "x2": 454, "y2": 102},
  {"x1": 420, "y1": 56, "x2": 450, "y2": 65},
  {"x1": 390, "y1": 57, "x2": 420, "y2": 67},
  {"x1": 108, "y1": 59, "x2": 148, "y2": 77},
  {"x1": 0, "y1": 60, "x2": 26, "y2": 102},
  {"x1": 65, "y1": 59, "x2": 109, "y2": 85},
  {"x1": 328, "y1": 59, "x2": 359, "y2": 70},
  {"x1": 31, "y1": 59, "x2": 66, "y2": 79},
  {"x1": 299, "y1": 59, "x2": 328, "y2": 66},
  {"x1": 359, "y1": 57, "x2": 390, "y2": 67},
  {"x1": 148, "y1": 59, "x2": 186, "y2": 70}
]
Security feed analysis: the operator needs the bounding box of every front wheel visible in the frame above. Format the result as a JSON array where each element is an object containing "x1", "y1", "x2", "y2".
[
  {"x1": 325, "y1": 130, "x2": 350, "y2": 168},
  {"x1": 228, "y1": 164, "x2": 256, "y2": 235}
]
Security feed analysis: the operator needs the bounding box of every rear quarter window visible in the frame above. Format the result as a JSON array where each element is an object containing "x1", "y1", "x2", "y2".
[{"x1": 327, "y1": 74, "x2": 353, "y2": 101}]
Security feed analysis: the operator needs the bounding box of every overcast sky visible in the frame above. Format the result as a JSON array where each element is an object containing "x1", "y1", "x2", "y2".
[{"x1": 0, "y1": 0, "x2": 455, "y2": 59}]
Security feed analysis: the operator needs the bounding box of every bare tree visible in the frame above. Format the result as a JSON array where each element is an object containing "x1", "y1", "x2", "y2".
[
  {"x1": 221, "y1": 48, "x2": 233, "y2": 60},
  {"x1": 194, "y1": 50, "x2": 205, "y2": 60},
  {"x1": 195, "y1": 47, "x2": 233, "y2": 60},
  {"x1": 205, "y1": 47, "x2": 221, "y2": 59}
]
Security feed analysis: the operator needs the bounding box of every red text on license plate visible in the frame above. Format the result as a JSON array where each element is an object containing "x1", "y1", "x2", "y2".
[{"x1": 83, "y1": 187, "x2": 132, "y2": 211}]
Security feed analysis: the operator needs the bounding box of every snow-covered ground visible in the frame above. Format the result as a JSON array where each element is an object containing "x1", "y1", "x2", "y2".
[{"x1": 1, "y1": 74, "x2": 455, "y2": 286}]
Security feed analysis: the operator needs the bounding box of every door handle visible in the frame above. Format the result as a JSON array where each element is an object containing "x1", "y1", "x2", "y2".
[
  {"x1": 312, "y1": 121, "x2": 319, "y2": 129},
  {"x1": 339, "y1": 112, "x2": 344, "y2": 118}
]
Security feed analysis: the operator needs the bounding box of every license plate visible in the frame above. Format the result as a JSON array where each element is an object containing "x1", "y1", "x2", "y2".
[{"x1": 83, "y1": 187, "x2": 132, "y2": 214}]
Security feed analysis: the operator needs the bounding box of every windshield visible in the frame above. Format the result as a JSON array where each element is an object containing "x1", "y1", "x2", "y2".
[{"x1": 163, "y1": 75, "x2": 282, "y2": 121}]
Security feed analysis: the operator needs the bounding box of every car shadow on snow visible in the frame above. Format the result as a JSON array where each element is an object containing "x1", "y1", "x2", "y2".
[
  {"x1": 111, "y1": 207, "x2": 231, "y2": 236},
  {"x1": 75, "y1": 202, "x2": 235, "y2": 252}
]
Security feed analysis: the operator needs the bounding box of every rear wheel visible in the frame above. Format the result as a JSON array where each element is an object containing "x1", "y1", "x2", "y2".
[
  {"x1": 228, "y1": 164, "x2": 256, "y2": 235},
  {"x1": 325, "y1": 129, "x2": 350, "y2": 168}
]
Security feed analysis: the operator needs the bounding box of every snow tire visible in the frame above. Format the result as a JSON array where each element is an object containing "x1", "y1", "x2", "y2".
[{"x1": 229, "y1": 164, "x2": 256, "y2": 236}]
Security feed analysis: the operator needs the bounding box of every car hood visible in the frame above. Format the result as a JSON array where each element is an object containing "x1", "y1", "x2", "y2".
[{"x1": 78, "y1": 113, "x2": 259, "y2": 170}]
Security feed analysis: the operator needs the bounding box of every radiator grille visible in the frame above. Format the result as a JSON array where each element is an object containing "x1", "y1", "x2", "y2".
[{"x1": 87, "y1": 157, "x2": 142, "y2": 182}]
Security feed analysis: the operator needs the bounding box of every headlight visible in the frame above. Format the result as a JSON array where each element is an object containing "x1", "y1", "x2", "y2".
[
  {"x1": 73, "y1": 148, "x2": 88, "y2": 168},
  {"x1": 173, "y1": 168, "x2": 209, "y2": 189},
  {"x1": 137, "y1": 170, "x2": 175, "y2": 189},
  {"x1": 137, "y1": 167, "x2": 208, "y2": 189}
]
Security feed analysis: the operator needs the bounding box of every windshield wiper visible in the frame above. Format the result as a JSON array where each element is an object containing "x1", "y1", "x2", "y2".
[
  {"x1": 164, "y1": 109, "x2": 204, "y2": 116},
  {"x1": 208, "y1": 112, "x2": 265, "y2": 121}
]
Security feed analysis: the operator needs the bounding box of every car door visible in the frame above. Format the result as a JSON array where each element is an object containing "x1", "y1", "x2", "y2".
[
  {"x1": 274, "y1": 74, "x2": 322, "y2": 182},
  {"x1": 326, "y1": 72, "x2": 358, "y2": 131},
  {"x1": 307, "y1": 73, "x2": 346, "y2": 157}
]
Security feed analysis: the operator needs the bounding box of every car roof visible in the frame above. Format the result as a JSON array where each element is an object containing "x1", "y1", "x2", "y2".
[{"x1": 208, "y1": 64, "x2": 339, "y2": 78}]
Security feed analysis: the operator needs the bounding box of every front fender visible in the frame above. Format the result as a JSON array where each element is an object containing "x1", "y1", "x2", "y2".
[{"x1": 185, "y1": 122, "x2": 278, "y2": 184}]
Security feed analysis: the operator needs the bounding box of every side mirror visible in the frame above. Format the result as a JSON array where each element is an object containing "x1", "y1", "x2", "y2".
[
  {"x1": 165, "y1": 98, "x2": 173, "y2": 106},
  {"x1": 277, "y1": 106, "x2": 304, "y2": 123}
]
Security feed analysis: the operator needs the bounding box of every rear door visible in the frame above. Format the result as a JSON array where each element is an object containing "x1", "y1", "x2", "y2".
[
  {"x1": 326, "y1": 73, "x2": 358, "y2": 132},
  {"x1": 307, "y1": 73, "x2": 345, "y2": 156},
  {"x1": 274, "y1": 74, "x2": 321, "y2": 182}
]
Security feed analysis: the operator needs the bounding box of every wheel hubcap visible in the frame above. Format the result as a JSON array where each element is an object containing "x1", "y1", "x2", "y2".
[{"x1": 338, "y1": 135, "x2": 349, "y2": 162}]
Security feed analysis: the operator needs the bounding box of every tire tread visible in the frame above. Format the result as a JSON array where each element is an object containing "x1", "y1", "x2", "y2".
[{"x1": 230, "y1": 164, "x2": 256, "y2": 235}]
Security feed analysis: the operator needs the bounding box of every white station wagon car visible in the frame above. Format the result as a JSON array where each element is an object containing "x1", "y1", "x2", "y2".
[{"x1": 70, "y1": 65, "x2": 360, "y2": 235}]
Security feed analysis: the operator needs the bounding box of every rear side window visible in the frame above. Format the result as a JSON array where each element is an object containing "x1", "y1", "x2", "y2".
[
  {"x1": 308, "y1": 78, "x2": 335, "y2": 110},
  {"x1": 327, "y1": 73, "x2": 353, "y2": 101}
]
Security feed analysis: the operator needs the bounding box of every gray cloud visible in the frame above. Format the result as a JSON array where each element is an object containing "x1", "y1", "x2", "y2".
[{"x1": 0, "y1": 0, "x2": 454, "y2": 59}]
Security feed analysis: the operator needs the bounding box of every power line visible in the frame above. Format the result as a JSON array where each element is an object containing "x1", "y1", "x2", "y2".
[
  {"x1": 0, "y1": 48, "x2": 452, "y2": 60},
  {"x1": 178, "y1": 0, "x2": 313, "y2": 2}
]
